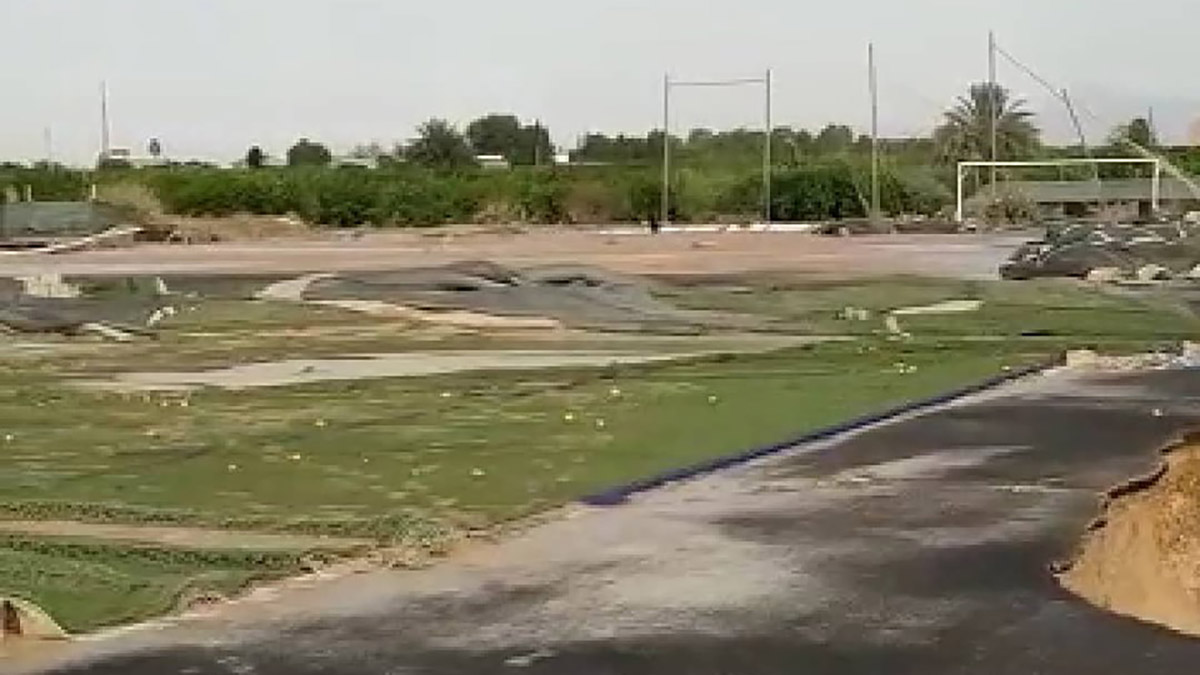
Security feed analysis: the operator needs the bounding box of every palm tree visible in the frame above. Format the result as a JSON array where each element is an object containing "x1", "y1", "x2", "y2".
[{"x1": 933, "y1": 83, "x2": 1040, "y2": 165}]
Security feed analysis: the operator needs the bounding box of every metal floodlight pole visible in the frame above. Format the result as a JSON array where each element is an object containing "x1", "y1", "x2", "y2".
[
  {"x1": 662, "y1": 73, "x2": 671, "y2": 226},
  {"x1": 660, "y1": 71, "x2": 773, "y2": 226},
  {"x1": 988, "y1": 31, "x2": 998, "y2": 192},
  {"x1": 100, "y1": 81, "x2": 111, "y2": 159},
  {"x1": 763, "y1": 69, "x2": 773, "y2": 224},
  {"x1": 868, "y1": 43, "x2": 880, "y2": 224}
]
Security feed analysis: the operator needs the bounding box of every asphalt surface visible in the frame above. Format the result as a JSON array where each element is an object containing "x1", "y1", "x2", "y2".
[{"x1": 24, "y1": 368, "x2": 1200, "y2": 675}]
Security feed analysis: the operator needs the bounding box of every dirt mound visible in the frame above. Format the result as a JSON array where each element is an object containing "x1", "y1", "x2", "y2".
[
  {"x1": 0, "y1": 597, "x2": 67, "y2": 641},
  {"x1": 1060, "y1": 437, "x2": 1200, "y2": 636}
]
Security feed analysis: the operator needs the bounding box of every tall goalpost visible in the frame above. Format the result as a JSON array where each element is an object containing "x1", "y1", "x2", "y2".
[
  {"x1": 955, "y1": 157, "x2": 1163, "y2": 223},
  {"x1": 661, "y1": 71, "x2": 773, "y2": 226}
]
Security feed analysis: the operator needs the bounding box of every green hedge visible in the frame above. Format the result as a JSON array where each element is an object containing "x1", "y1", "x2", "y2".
[
  {"x1": 3, "y1": 163, "x2": 955, "y2": 227},
  {"x1": 0, "y1": 166, "x2": 89, "y2": 201}
]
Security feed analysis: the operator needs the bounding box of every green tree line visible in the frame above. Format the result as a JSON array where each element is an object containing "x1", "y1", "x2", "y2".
[{"x1": 5, "y1": 84, "x2": 1196, "y2": 225}]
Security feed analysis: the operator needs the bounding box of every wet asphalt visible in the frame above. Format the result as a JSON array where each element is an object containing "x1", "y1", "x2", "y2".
[{"x1": 29, "y1": 368, "x2": 1200, "y2": 675}]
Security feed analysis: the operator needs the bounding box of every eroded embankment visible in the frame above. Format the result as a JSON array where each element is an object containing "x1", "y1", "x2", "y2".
[{"x1": 1061, "y1": 435, "x2": 1200, "y2": 636}]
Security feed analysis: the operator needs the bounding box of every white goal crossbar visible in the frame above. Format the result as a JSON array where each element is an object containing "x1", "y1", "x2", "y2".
[{"x1": 955, "y1": 158, "x2": 1162, "y2": 223}]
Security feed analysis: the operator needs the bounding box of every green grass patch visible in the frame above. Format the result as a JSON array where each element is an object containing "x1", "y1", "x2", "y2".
[
  {"x1": 0, "y1": 339, "x2": 1047, "y2": 537},
  {"x1": 1, "y1": 274, "x2": 1195, "y2": 632},
  {"x1": 661, "y1": 276, "x2": 1200, "y2": 341},
  {"x1": 0, "y1": 535, "x2": 304, "y2": 632}
]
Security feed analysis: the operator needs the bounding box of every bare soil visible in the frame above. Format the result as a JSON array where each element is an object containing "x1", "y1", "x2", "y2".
[
  {"x1": 1061, "y1": 439, "x2": 1200, "y2": 637},
  {"x1": 0, "y1": 230, "x2": 1027, "y2": 279},
  {"x1": 0, "y1": 520, "x2": 370, "y2": 553}
]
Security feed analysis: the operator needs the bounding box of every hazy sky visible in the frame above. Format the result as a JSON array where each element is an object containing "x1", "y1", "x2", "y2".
[{"x1": 3, "y1": 0, "x2": 1197, "y2": 164}]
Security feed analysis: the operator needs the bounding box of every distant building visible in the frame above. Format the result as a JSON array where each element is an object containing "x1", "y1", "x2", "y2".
[
  {"x1": 476, "y1": 154, "x2": 510, "y2": 170},
  {"x1": 333, "y1": 156, "x2": 379, "y2": 170},
  {"x1": 98, "y1": 148, "x2": 167, "y2": 169},
  {"x1": 1189, "y1": 117, "x2": 1200, "y2": 146}
]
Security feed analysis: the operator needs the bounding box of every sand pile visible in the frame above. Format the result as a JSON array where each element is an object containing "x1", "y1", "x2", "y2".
[{"x1": 1061, "y1": 437, "x2": 1200, "y2": 637}]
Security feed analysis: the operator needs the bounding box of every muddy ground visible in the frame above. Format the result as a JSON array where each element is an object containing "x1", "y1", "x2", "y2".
[{"x1": 17, "y1": 368, "x2": 1200, "y2": 675}]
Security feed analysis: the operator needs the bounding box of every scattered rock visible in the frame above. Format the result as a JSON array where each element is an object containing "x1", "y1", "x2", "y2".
[
  {"x1": 15, "y1": 274, "x2": 80, "y2": 299},
  {"x1": 1182, "y1": 342, "x2": 1200, "y2": 366},
  {"x1": 146, "y1": 306, "x2": 178, "y2": 327},
  {"x1": 176, "y1": 589, "x2": 227, "y2": 612},
  {"x1": 884, "y1": 314, "x2": 903, "y2": 335},
  {"x1": 838, "y1": 306, "x2": 871, "y2": 322},
  {"x1": 1136, "y1": 263, "x2": 1172, "y2": 282},
  {"x1": 1065, "y1": 349, "x2": 1177, "y2": 372},
  {"x1": 504, "y1": 649, "x2": 555, "y2": 667},
  {"x1": 1086, "y1": 267, "x2": 1125, "y2": 283},
  {"x1": 1001, "y1": 220, "x2": 1200, "y2": 280},
  {"x1": 80, "y1": 322, "x2": 137, "y2": 342},
  {"x1": 1065, "y1": 350, "x2": 1101, "y2": 369}
]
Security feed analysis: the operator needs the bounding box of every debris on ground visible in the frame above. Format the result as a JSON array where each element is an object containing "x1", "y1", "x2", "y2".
[
  {"x1": 1136, "y1": 264, "x2": 1172, "y2": 282},
  {"x1": 838, "y1": 306, "x2": 871, "y2": 321},
  {"x1": 1001, "y1": 220, "x2": 1200, "y2": 281},
  {"x1": 1085, "y1": 267, "x2": 1125, "y2": 283},
  {"x1": 1063, "y1": 349, "x2": 1184, "y2": 371},
  {"x1": 884, "y1": 299, "x2": 982, "y2": 336},
  {"x1": 258, "y1": 262, "x2": 730, "y2": 333},
  {"x1": 503, "y1": 649, "x2": 555, "y2": 668},
  {"x1": 0, "y1": 275, "x2": 170, "y2": 340},
  {"x1": 16, "y1": 274, "x2": 80, "y2": 299}
]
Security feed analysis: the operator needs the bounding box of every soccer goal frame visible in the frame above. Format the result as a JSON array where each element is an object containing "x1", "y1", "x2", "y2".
[
  {"x1": 955, "y1": 158, "x2": 1163, "y2": 223},
  {"x1": 661, "y1": 71, "x2": 773, "y2": 225}
]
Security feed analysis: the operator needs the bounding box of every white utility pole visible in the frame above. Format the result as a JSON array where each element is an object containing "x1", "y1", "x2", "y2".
[{"x1": 100, "y1": 81, "x2": 111, "y2": 160}]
